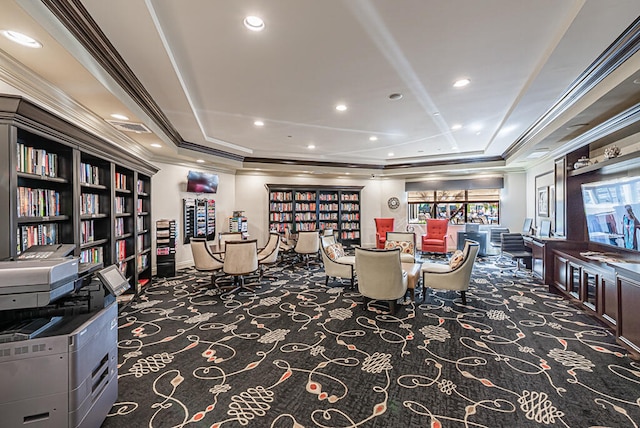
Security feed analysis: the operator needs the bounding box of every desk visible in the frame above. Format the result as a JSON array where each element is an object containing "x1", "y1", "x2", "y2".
[{"x1": 457, "y1": 231, "x2": 488, "y2": 256}]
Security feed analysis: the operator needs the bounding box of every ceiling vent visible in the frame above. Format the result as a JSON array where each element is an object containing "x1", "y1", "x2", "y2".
[{"x1": 107, "y1": 120, "x2": 152, "y2": 134}]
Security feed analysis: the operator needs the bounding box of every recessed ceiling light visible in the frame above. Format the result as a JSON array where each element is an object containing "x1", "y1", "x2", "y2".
[
  {"x1": 388, "y1": 93, "x2": 403, "y2": 100},
  {"x1": 244, "y1": 16, "x2": 265, "y2": 31},
  {"x1": 388, "y1": 152, "x2": 394, "y2": 157},
  {"x1": 150, "y1": 143, "x2": 162, "y2": 148},
  {"x1": 254, "y1": 120, "x2": 264, "y2": 126},
  {"x1": 307, "y1": 144, "x2": 316, "y2": 149},
  {"x1": 633, "y1": 78, "x2": 640, "y2": 85},
  {"x1": 2, "y1": 30, "x2": 42, "y2": 48},
  {"x1": 111, "y1": 113, "x2": 129, "y2": 121},
  {"x1": 566, "y1": 123, "x2": 590, "y2": 130},
  {"x1": 369, "y1": 136, "x2": 378, "y2": 141},
  {"x1": 451, "y1": 124, "x2": 462, "y2": 130},
  {"x1": 453, "y1": 78, "x2": 471, "y2": 88},
  {"x1": 196, "y1": 159, "x2": 205, "y2": 163},
  {"x1": 433, "y1": 112, "x2": 440, "y2": 116},
  {"x1": 335, "y1": 104, "x2": 347, "y2": 112}
]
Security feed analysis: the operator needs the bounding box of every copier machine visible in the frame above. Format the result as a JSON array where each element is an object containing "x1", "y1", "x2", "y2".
[{"x1": 0, "y1": 246, "x2": 127, "y2": 428}]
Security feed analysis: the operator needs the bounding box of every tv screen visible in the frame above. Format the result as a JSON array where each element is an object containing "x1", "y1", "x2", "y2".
[
  {"x1": 581, "y1": 176, "x2": 640, "y2": 250},
  {"x1": 186, "y1": 171, "x2": 218, "y2": 193}
]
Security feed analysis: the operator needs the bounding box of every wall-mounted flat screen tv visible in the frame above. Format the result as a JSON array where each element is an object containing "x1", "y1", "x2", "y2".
[
  {"x1": 581, "y1": 175, "x2": 640, "y2": 250},
  {"x1": 186, "y1": 171, "x2": 218, "y2": 193}
]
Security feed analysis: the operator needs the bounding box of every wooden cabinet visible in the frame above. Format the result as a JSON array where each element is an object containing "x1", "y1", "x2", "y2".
[
  {"x1": 266, "y1": 185, "x2": 362, "y2": 246},
  {"x1": 617, "y1": 272, "x2": 640, "y2": 356},
  {"x1": 550, "y1": 249, "x2": 640, "y2": 356},
  {"x1": 0, "y1": 95, "x2": 157, "y2": 294}
]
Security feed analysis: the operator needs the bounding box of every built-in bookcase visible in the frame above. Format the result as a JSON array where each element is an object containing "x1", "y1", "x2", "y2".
[
  {"x1": 0, "y1": 95, "x2": 158, "y2": 296},
  {"x1": 266, "y1": 184, "x2": 363, "y2": 246},
  {"x1": 79, "y1": 152, "x2": 111, "y2": 265}
]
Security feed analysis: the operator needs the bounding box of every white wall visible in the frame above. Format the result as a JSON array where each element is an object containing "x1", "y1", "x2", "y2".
[
  {"x1": 525, "y1": 159, "x2": 556, "y2": 232},
  {"x1": 152, "y1": 168, "x2": 530, "y2": 269},
  {"x1": 151, "y1": 161, "x2": 236, "y2": 270}
]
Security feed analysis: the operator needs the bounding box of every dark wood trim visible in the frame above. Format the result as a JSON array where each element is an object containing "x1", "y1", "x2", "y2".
[
  {"x1": 0, "y1": 95, "x2": 158, "y2": 175},
  {"x1": 41, "y1": 0, "x2": 183, "y2": 147}
]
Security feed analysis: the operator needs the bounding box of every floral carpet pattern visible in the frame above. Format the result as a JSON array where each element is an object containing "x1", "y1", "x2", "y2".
[{"x1": 102, "y1": 259, "x2": 640, "y2": 428}]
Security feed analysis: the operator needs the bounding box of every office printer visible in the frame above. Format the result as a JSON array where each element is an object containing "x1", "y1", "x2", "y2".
[
  {"x1": 0, "y1": 248, "x2": 123, "y2": 428},
  {"x1": 0, "y1": 258, "x2": 79, "y2": 311}
]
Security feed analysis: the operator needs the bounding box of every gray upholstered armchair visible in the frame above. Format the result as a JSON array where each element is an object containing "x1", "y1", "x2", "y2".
[
  {"x1": 421, "y1": 239, "x2": 479, "y2": 304},
  {"x1": 320, "y1": 235, "x2": 356, "y2": 288},
  {"x1": 384, "y1": 231, "x2": 417, "y2": 263},
  {"x1": 355, "y1": 247, "x2": 408, "y2": 314}
]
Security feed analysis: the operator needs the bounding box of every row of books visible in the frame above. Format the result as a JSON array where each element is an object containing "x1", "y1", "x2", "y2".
[
  {"x1": 136, "y1": 179, "x2": 146, "y2": 194},
  {"x1": 319, "y1": 212, "x2": 339, "y2": 220},
  {"x1": 115, "y1": 217, "x2": 126, "y2": 236},
  {"x1": 137, "y1": 199, "x2": 144, "y2": 213},
  {"x1": 116, "y1": 239, "x2": 127, "y2": 262},
  {"x1": 319, "y1": 193, "x2": 338, "y2": 201},
  {"x1": 137, "y1": 254, "x2": 149, "y2": 272},
  {"x1": 270, "y1": 191, "x2": 292, "y2": 201},
  {"x1": 295, "y1": 222, "x2": 317, "y2": 231},
  {"x1": 80, "y1": 193, "x2": 100, "y2": 215},
  {"x1": 341, "y1": 222, "x2": 360, "y2": 230},
  {"x1": 80, "y1": 162, "x2": 100, "y2": 185},
  {"x1": 136, "y1": 235, "x2": 146, "y2": 253},
  {"x1": 80, "y1": 247, "x2": 103, "y2": 264},
  {"x1": 341, "y1": 194, "x2": 359, "y2": 201},
  {"x1": 270, "y1": 212, "x2": 293, "y2": 222},
  {"x1": 17, "y1": 224, "x2": 58, "y2": 253},
  {"x1": 17, "y1": 143, "x2": 58, "y2": 177},
  {"x1": 115, "y1": 196, "x2": 127, "y2": 214},
  {"x1": 319, "y1": 222, "x2": 338, "y2": 230},
  {"x1": 318, "y1": 203, "x2": 339, "y2": 211},
  {"x1": 295, "y1": 213, "x2": 317, "y2": 221},
  {"x1": 341, "y1": 203, "x2": 360, "y2": 211},
  {"x1": 114, "y1": 172, "x2": 128, "y2": 190},
  {"x1": 341, "y1": 231, "x2": 360, "y2": 240},
  {"x1": 341, "y1": 213, "x2": 360, "y2": 221},
  {"x1": 81, "y1": 220, "x2": 95, "y2": 244},
  {"x1": 270, "y1": 202, "x2": 293, "y2": 211},
  {"x1": 295, "y1": 192, "x2": 316, "y2": 201},
  {"x1": 17, "y1": 187, "x2": 60, "y2": 217},
  {"x1": 295, "y1": 203, "x2": 316, "y2": 211}
]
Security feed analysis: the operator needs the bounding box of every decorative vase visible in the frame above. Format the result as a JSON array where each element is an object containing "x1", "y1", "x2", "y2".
[
  {"x1": 573, "y1": 156, "x2": 592, "y2": 170},
  {"x1": 604, "y1": 145, "x2": 621, "y2": 159}
]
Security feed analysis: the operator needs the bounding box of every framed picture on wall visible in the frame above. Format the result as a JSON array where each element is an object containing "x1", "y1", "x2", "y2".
[{"x1": 537, "y1": 186, "x2": 549, "y2": 216}]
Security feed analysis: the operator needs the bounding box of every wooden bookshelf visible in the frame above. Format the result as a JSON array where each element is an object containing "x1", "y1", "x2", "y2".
[
  {"x1": 0, "y1": 95, "x2": 158, "y2": 296},
  {"x1": 266, "y1": 184, "x2": 363, "y2": 246}
]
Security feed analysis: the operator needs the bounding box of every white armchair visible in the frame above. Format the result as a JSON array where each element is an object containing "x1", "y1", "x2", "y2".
[
  {"x1": 320, "y1": 235, "x2": 356, "y2": 288},
  {"x1": 258, "y1": 232, "x2": 281, "y2": 281},
  {"x1": 355, "y1": 247, "x2": 408, "y2": 314},
  {"x1": 384, "y1": 231, "x2": 417, "y2": 263},
  {"x1": 421, "y1": 239, "x2": 479, "y2": 304}
]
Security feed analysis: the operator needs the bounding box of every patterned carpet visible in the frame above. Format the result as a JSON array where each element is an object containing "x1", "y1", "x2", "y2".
[{"x1": 101, "y1": 256, "x2": 640, "y2": 427}]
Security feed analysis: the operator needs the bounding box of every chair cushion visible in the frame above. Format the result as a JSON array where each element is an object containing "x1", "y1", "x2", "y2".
[
  {"x1": 385, "y1": 240, "x2": 414, "y2": 254},
  {"x1": 325, "y1": 243, "x2": 345, "y2": 261},
  {"x1": 449, "y1": 250, "x2": 464, "y2": 269}
]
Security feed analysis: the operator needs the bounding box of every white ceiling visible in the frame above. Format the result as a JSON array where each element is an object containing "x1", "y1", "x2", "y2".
[{"x1": 1, "y1": 0, "x2": 640, "y2": 177}]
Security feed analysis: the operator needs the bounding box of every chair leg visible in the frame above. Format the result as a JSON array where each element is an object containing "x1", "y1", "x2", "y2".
[
  {"x1": 460, "y1": 290, "x2": 467, "y2": 305},
  {"x1": 325, "y1": 276, "x2": 330, "y2": 286},
  {"x1": 388, "y1": 299, "x2": 397, "y2": 314}
]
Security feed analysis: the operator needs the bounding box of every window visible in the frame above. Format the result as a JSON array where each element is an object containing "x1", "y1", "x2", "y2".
[{"x1": 408, "y1": 189, "x2": 500, "y2": 224}]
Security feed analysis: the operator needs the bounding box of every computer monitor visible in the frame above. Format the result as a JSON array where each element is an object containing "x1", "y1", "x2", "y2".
[
  {"x1": 522, "y1": 218, "x2": 533, "y2": 235},
  {"x1": 96, "y1": 265, "x2": 130, "y2": 297},
  {"x1": 539, "y1": 219, "x2": 552, "y2": 238},
  {"x1": 465, "y1": 223, "x2": 480, "y2": 233}
]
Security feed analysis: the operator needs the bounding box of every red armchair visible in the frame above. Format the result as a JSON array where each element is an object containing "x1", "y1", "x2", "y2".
[
  {"x1": 421, "y1": 219, "x2": 449, "y2": 254},
  {"x1": 374, "y1": 218, "x2": 395, "y2": 249}
]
